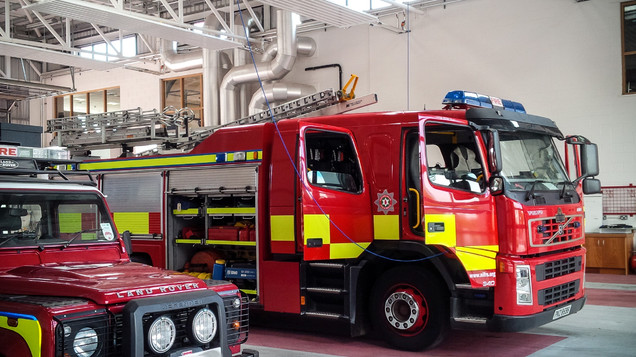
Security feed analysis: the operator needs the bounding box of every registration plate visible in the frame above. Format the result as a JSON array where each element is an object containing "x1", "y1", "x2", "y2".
[{"x1": 552, "y1": 305, "x2": 572, "y2": 320}]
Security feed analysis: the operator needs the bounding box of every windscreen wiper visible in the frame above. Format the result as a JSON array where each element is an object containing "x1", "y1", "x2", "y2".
[
  {"x1": 526, "y1": 180, "x2": 545, "y2": 201},
  {"x1": 0, "y1": 231, "x2": 37, "y2": 247},
  {"x1": 63, "y1": 228, "x2": 102, "y2": 248},
  {"x1": 559, "y1": 181, "x2": 575, "y2": 199}
]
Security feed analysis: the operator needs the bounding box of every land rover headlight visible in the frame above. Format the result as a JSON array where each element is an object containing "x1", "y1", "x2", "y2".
[
  {"x1": 191, "y1": 307, "x2": 217, "y2": 344},
  {"x1": 73, "y1": 327, "x2": 99, "y2": 357},
  {"x1": 516, "y1": 265, "x2": 533, "y2": 305},
  {"x1": 148, "y1": 316, "x2": 176, "y2": 354}
]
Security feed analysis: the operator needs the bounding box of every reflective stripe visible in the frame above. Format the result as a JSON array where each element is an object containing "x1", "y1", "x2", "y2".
[
  {"x1": 207, "y1": 207, "x2": 256, "y2": 214},
  {"x1": 330, "y1": 242, "x2": 370, "y2": 259},
  {"x1": 373, "y1": 214, "x2": 399, "y2": 240},
  {"x1": 304, "y1": 214, "x2": 330, "y2": 245},
  {"x1": 424, "y1": 214, "x2": 457, "y2": 246},
  {"x1": 113, "y1": 212, "x2": 150, "y2": 234},
  {"x1": 456, "y1": 245, "x2": 498, "y2": 271},
  {"x1": 0, "y1": 312, "x2": 41, "y2": 357},
  {"x1": 270, "y1": 215, "x2": 295, "y2": 242},
  {"x1": 80, "y1": 150, "x2": 262, "y2": 171}
]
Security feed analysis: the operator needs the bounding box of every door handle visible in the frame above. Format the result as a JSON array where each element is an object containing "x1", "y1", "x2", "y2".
[{"x1": 307, "y1": 238, "x2": 323, "y2": 248}]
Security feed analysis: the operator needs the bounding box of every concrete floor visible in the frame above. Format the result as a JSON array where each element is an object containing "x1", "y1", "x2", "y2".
[{"x1": 241, "y1": 273, "x2": 636, "y2": 357}]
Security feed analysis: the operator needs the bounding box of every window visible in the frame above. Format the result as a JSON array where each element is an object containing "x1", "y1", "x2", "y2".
[
  {"x1": 79, "y1": 36, "x2": 137, "y2": 62},
  {"x1": 54, "y1": 88, "x2": 120, "y2": 118},
  {"x1": 305, "y1": 130, "x2": 363, "y2": 193},
  {"x1": 622, "y1": 2, "x2": 636, "y2": 94},
  {"x1": 424, "y1": 124, "x2": 485, "y2": 193},
  {"x1": 161, "y1": 74, "x2": 203, "y2": 128},
  {"x1": 0, "y1": 192, "x2": 116, "y2": 247}
]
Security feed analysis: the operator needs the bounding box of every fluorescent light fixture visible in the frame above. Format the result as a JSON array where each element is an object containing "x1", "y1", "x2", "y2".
[
  {"x1": 27, "y1": 0, "x2": 241, "y2": 50},
  {"x1": 259, "y1": 0, "x2": 378, "y2": 28}
]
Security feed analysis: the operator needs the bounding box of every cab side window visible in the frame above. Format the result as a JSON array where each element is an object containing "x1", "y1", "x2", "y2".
[
  {"x1": 305, "y1": 130, "x2": 363, "y2": 193},
  {"x1": 425, "y1": 124, "x2": 484, "y2": 193}
]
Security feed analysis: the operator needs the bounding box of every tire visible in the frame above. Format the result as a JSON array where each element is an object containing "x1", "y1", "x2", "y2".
[{"x1": 370, "y1": 266, "x2": 449, "y2": 351}]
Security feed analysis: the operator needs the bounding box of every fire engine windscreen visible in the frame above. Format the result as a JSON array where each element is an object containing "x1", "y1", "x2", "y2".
[
  {"x1": 498, "y1": 132, "x2": 570, "y2": 191},
  {"x1": 0, "y1": 193, "x2": 117, "y2": 248}
]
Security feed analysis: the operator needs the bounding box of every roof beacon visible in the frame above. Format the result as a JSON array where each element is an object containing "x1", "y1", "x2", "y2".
[{"x1": 442, "y1": 90, "x2": 526, "y2": 113}]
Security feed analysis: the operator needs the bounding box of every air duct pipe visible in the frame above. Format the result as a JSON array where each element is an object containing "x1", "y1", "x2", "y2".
[
  {"x1": 203, "y1": 15, "x2": 232, "y2": 126},
  {"x1": 261, "y1": 37, "x2": 316, "y2": 61},
  {"x1": 249, "y1": 82, "x2": 316, "y2": 115},
  {"x1": 160, "y1": 40, "x2": 202, "y2": 72},
  {"x1": 220, "y1": 9, "x2": 298, "y2": 123}
]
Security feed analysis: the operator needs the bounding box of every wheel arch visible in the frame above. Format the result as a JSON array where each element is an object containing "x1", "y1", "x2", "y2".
[{"x1": 350, "y1": 241, "x2": 468, "y2": 333}]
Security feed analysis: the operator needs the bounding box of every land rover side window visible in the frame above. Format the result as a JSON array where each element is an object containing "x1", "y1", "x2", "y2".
[
  {"x1": 0, "y1": 193, "x2": 116, "y2": 247},
  {"x1": 425, "y1": 124, "x2": 485, "y2": 193},
  {"x1": 305, "y1": 130, "x2": 363, "y2": 193}
]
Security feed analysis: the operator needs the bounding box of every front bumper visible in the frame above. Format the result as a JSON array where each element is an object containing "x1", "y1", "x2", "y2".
[{"x1": 487, "y1": 296, "x2": 586, "y2": 332}]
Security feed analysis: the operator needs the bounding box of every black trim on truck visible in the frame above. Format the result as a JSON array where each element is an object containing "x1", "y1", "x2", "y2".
[{"x1": 487, "y1": 296, "x2": 586, "y2": 332}]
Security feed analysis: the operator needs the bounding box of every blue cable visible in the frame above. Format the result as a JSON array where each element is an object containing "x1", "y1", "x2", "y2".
[{"x1": 235, "y1": 1, "x2": 446, "y2": 263}]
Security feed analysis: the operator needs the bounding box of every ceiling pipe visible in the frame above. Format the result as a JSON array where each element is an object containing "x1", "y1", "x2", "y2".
[
  {"x1": 249, "y1": 82, "x2": 316, "y2": 115},
  {"x1": 220, "y1": 9, "x2": 298, "y2": 124},
  {"x1": 261, "y1": 36, "x2": 316, "y2": 62},
  {"x1": 160, "y1": 39, "x2": 203, "y2": 72}
]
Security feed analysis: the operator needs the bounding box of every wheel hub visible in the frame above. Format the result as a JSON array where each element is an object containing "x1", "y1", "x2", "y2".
[{"x1": 383, "y1": 289, "x2": 421, "y2": 330}]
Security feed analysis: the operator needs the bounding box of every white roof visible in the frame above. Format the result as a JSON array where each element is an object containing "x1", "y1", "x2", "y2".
[{"x1": 0, "y1": 180, "x2": 101, "y2": 193}]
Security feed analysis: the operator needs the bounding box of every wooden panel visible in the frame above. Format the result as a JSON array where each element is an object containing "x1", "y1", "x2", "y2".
[
  {"x1": 584, "y1": 233, "x2": 634, "y2": 275},
  {"x1": 585, "y1": 237, "x2": 603, "y2": 267}
]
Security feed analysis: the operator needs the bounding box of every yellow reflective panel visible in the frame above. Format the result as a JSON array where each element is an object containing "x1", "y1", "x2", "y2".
[
  {"x1": 456, "y1": 245, "x2": 499, "y2": 271},
  {"x1": 330, "y1": 242, "x2": 370, "y2": 259},
  {"x1": 59, "y1": 213, "x2": 82, "y2": 233},
  {"x1": 270, "y1": 215, "x2": 295, "y2": 242},
  {"x1": 113, "y1": 212, "x2": 150, "y2": 234},
  {"x1": 424, "y1": 214, "x2": 456, "y2": 247},
  {"x1": 0, "y1": 315, "x2": 42, "y2": 357},
  {"x1": 304, "y1": 214, "x2": 331, "y2": 245},
  {"x1": 373, "y1": 214, "x2": 399, "y2": 240}
]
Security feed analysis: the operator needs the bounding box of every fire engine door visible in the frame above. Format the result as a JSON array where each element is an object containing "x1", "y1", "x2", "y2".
[
  {"x1": 298, "y1": 124, "x2": 373, "y2": 261},
  {"x1": 418, "y1": 116, "x2": 498, "y2": 287}
]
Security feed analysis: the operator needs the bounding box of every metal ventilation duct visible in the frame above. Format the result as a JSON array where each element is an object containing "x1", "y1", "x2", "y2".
[
  {"x1": 258, "y1": 0, "x2": 378, "y2": 28},
  {"x1": 26, "y1": 0, "x2": 241, "y2": 50}
]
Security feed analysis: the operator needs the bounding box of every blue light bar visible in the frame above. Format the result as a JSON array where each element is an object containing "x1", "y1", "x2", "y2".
[{"x1": 442, "y1": 90, "x2": 526, "y2": 113}]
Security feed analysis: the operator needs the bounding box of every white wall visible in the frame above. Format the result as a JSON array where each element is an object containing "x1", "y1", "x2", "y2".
[
  {"x1": 291, "y1": 0, "x2": 634, "y2": 189},
  {"x1": 34, "y1": 0, "x2": 634, "y2": 229}
]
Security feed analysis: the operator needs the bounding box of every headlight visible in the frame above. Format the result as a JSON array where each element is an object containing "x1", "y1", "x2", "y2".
[
  {"x1": 515, "y1": 265, "x2": 533, "y2": 305},
  {"x1": 73, "y1": 327, "x2": 99, "y2": 357},
  {"x1": 191, "y1": 307, "x2": 217, "y2": 344},
  {"x1": 148, "y1": 316, "x2": 176, "y2": 354}
]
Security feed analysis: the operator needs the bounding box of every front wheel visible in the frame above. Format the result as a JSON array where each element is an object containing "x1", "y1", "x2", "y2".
[{"x1": 370, "y1": 267, "x2": 449, "y2": 351}]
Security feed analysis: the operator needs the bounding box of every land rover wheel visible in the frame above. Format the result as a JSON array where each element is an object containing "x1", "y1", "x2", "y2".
[{"x1": 370, "y1": 267, "x2": 448, "y2": 351}]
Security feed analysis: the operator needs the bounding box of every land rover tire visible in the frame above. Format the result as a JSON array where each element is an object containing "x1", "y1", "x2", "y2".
[{"x1": 370, "y1": 266, "x2": 449, "y2": 351}]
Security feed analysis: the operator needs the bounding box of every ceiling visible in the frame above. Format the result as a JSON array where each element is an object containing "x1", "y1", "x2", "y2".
[{"x1": 0, "y1": 0, "x2": 461, "y2": 101}]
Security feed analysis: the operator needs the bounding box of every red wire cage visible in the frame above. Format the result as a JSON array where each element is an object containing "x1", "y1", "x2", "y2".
[{"x1": 602, "y1": 184, "x2": 636, "y2": 216}]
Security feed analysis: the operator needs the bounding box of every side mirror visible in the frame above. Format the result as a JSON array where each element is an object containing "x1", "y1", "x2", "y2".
[
  {"x1": 122, "y1": 230, "x2": 133, "y2": 255},
  {"x1": 583, "y1": 178, "x2": 601, "y2": 195},
  {"x1": 489, "y1": 176, "x2": 505, "y2": 196},
  {"x1": 581, "y1": 143, "x2": 599, "y2": 177},
  {"x1": 487, "y1": 130, "x2": 502, "y2": 174}
]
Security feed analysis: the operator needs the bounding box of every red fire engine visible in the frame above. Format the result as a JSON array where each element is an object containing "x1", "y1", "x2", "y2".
[
  {"x1": 0, "y1": 145, "x2": 254, "y2": 357},
  {"x1": 78, "y1": 90, "x2": 600, "y2": 351}
]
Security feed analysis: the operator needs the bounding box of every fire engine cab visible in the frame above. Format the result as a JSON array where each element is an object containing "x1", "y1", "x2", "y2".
[
  {"x1": 76, "y1": 90, "x2": 600, "y2": 351},
  {"x1": 0, "y1": 145, "x2": 254, "y2": 357}
]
